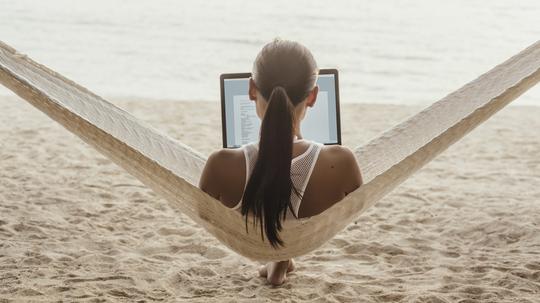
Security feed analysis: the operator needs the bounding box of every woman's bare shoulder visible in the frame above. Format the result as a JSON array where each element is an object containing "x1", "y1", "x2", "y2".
[
  {"x1": 205, "y1": 148, "x2": 245, "y2": 175},
  {"x1": 319, "y1": 145, "x2": 357, "y2": 164},
  {"x1": 297, "y1": 144, "x2": 363, "y2": 217},
  {"x1": 199, "y1": 148, "x2": 246, "y2": 200},
  {"x1": 209, "y1": 147, "x2": 244, "y2": 160},
  {"x1": 318, "y1": 144, "x2": 363, "y2": 191}
]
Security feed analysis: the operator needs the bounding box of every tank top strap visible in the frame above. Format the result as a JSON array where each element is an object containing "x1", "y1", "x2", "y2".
[
  {"x1": 232, "y1": 142, "x2": 258, "y2": 210},
  {"x1": 288, "y1": 140, "x2": 323, "y2": 217}
]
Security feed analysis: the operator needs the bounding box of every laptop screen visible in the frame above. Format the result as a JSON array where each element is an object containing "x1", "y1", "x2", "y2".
[{"x1": 221, "y1": 70, "x2": 341, "y2": 148}]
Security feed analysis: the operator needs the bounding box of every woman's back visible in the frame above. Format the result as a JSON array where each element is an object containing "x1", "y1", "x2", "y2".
[
  {"x1": 232, "y1": 137, "x2": 322, "y2": 219},
  {"x1": 208, "y1": 138, "x2": 362, "y2": 218}
]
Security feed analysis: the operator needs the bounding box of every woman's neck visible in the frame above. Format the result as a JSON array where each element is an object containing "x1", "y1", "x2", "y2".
[{"x1": 293, "y1": 124, "x2": 303, "y2": 140}]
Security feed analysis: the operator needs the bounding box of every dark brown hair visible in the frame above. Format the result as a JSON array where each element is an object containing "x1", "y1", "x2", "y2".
[{"x1": 241, "y1": 39, "x2": 318, "y2": 247}]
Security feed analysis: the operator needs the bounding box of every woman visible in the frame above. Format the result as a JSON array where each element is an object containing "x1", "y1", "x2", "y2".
[{"x1": 199, "y1": 39, "x2": 363, "y2": 286}]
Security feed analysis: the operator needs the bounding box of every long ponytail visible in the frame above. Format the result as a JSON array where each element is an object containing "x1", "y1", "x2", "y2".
[
  {"x1": 241, "y1": 86, "x2": 302, "y2": 247},
  {"x1": 241, "y1": 38, "x2": 318, "y2": 248}
]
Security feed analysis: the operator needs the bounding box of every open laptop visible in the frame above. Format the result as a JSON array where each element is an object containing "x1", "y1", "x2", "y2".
[{"x1": 220, "y1": 68, "x2": 341, "y2": 148}]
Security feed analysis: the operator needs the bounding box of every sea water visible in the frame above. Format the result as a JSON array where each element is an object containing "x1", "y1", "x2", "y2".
[{"x1": 0, "y1": 0, "x2": 538, "y2": 105}]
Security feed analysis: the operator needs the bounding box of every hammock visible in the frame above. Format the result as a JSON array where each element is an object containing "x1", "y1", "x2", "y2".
[{"x1": 1, "y1": 40, "x2": 539, "y2": 262}]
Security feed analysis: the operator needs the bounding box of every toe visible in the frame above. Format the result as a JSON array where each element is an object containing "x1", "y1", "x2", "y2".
[
  {"x1": 258, "y1": 265, "x2": 268, "y2": 277},
  {"x1": 287, "y1": 259, "x2": 296, "y2": 273}
]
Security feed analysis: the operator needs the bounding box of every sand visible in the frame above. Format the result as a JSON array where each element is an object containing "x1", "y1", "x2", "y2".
[{"x1": 0, "y1": 95, "x2": 539, "y2": 302}]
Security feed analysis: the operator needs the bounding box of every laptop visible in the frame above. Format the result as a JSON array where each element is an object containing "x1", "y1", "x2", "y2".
[{"x1": 220, "y1": 68, "x2": 341, "y2": 148}]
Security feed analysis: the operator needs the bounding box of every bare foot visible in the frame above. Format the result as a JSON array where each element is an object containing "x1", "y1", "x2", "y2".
[{"x1": 258, "y1": 259, "x2": 295, "y2": 286}]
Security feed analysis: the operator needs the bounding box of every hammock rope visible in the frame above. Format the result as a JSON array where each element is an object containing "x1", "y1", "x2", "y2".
[{"x1": 1, "y1": 40, "x2": 539, "y2": 261}]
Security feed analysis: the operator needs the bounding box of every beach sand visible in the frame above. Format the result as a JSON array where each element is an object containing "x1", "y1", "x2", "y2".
[{"x1": 0, "y1": 95, "x2": 539, "y2": 302}]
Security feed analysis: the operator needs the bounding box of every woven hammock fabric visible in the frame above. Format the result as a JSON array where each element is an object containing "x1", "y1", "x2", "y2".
[{"x1": 1, "y1": 40, "x2": 539, "y2": 261}]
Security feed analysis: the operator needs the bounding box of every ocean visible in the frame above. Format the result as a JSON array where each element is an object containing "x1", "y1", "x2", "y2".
[{"x1": 1, "y1": 0, "x2": 539, "y2": 105}]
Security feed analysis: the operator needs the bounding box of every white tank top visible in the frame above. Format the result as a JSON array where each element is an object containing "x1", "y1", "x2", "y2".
[{"x1": 231, "y1": 138, "x2": 323, "y2": 219}]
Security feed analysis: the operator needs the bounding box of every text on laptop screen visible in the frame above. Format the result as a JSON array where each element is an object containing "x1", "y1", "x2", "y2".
[{"x1": 223, "y1": 74, "x2": 339, "y2": 148}]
